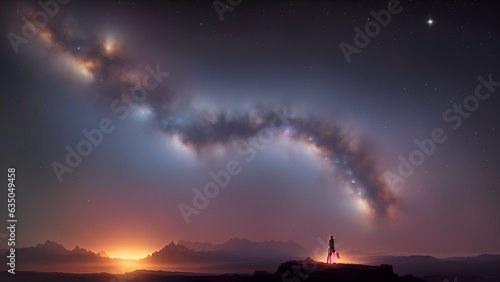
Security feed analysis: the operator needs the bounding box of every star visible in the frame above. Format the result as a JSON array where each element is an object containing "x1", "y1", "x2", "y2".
[{"x1": 427, "y1": 19, "x2": 433, "y2": 25}]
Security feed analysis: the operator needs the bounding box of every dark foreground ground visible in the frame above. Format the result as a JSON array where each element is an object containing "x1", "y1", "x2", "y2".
[
  {"x1": 0, "y1": 259, "x2": 429, "y2": 282},
  {"x1": 2, "y1": 259, "x2": 499, "y2": 282}
]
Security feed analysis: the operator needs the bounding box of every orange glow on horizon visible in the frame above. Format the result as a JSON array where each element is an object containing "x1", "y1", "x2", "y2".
[
  {"x1": 312, "y1": 252, "x2": 361, "y2": 265},
  {"x1": 89, "y1": 235, "x2": 164, "y2": 262},
  {"x1": 106, "y1": 250, "x2": 149, "y2": 260},
  {"x1": 111, "y1": 257, "x2": 145, "y2": 274}
]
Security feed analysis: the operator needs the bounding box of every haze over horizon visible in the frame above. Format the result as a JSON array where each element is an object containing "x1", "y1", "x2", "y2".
[
  {"x1": 1, "y1": 0, "x2": 499, "y2": 265},
  {"x1": 17, "y1": 237, "x2": 496, "y2": 262}
]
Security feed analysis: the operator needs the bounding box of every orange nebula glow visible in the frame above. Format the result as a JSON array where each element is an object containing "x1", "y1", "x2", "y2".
[{"x1": 103, "y1": 37, "x2": 118, "y2": 56}]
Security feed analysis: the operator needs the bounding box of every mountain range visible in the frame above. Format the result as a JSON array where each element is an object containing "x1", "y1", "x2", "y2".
[
  {"x1": 0, "y1": 238, "x2": 306, "y2": 274},
  {"x1": 1, "y1": 239, "x2": 499, "y2": 280},
  {"x1": 177, "y1": 238, "x2": 307, "y2": 259}
]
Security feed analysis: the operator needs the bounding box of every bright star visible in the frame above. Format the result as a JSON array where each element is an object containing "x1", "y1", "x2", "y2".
[{"x1": 427, "y1": 19, "x2": 433, "y2": 25}]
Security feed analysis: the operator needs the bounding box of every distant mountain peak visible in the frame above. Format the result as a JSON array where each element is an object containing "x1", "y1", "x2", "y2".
[
  {"x1": 71, "y1": 245, "x2": 92, "y2": 255},
  {"x1": 158, "y1": 241, "x2": 184, "y2": 254},
  {"x1": 175, "y1": 238, "x2": 306, "y2": 259},
  {"x1": 304, "y1": 256, "x2": 315, "y2": 262},
  {"x1": 43, "y1": 240, "x2": 63, "y2": 247},
  {"x1": 41, "y1": 240, "x2": 67, "y2": 251}
]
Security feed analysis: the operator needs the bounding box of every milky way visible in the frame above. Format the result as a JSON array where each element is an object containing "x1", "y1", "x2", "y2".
[{"x1": 24, "y1": 13, "x2": 397, "y2": 217}]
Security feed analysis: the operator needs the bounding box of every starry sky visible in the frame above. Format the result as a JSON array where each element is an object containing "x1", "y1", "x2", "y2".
[{"x1": 0, "y1": 0, "x2": 499, "y2": 260}]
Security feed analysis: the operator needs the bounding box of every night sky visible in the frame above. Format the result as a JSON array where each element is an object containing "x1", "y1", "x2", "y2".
[{"x1": 1, "y1": 0, "x2": 499, "y2": 260}]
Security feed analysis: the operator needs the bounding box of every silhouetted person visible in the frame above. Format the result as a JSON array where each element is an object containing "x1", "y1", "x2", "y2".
[
  {"x1": 327, "y1": 236, "x2": 335, "y2": 263},
  {"x1": 326, "y1": 236, "x2": 340, "y2": 263}
]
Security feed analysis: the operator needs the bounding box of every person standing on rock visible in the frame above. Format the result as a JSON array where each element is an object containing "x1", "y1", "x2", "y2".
[
  {"x1": 327, "y1": 236, "x2": 335, "y2": 263},
  {"x1": 326, "y1": 236, "x2": 341, "y2": 263}
]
